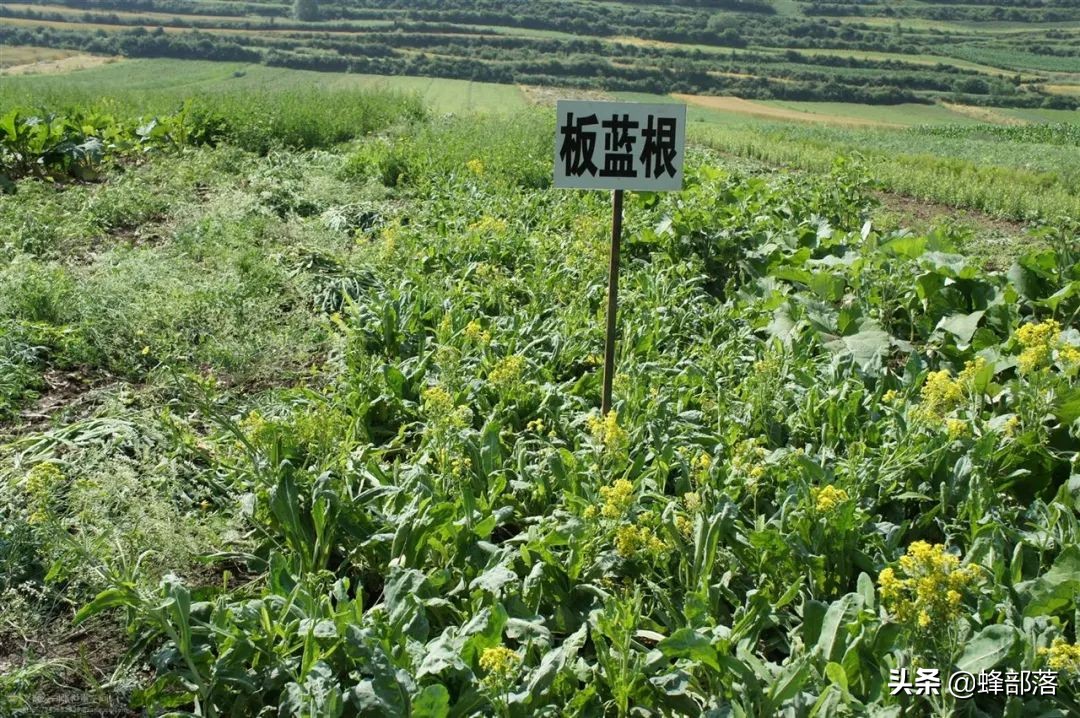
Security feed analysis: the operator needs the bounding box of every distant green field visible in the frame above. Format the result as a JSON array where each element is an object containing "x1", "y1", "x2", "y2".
[
  {"x1": 998, "y1": 106, "x2": 1080, "y2": 123},
  {"x1": 1, "y1": 59, "x2": 527, "y2": 114}
]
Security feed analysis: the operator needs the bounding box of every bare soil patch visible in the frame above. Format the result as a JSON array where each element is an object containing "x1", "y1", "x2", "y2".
[
  {"x1": 674, "y1": 94, "x2": 898, "y2": 127},
  {"x1": 1, "y1": 54, "x2": 120, "y2": 76}
]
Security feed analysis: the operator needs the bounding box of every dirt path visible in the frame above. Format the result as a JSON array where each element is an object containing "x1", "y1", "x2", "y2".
[
  {"x1": 1, "y1": 54, "x2": 120, "y2": 75},
  {"x1": 674, "y1": 93, "x2": 900, "y2": 127}
]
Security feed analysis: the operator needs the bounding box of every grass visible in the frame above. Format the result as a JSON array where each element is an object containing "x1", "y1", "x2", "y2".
[
  {"x1": 691, "y1": 121, "x2": 1080, "y2": 221},
  {"x1": 0, "y1": 58, "x2": 527, "y2": 115}
]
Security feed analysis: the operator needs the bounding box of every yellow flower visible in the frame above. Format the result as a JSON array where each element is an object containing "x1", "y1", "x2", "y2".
[
  {"x1": 1058, "y1": 343, "x2": 1080, "y2": 367},
  {"x1": 599, "y1": 479, "x2": 634, "y2": 519},
  {"x1": 1016, "y1": 320, "x2": 1061, "y2": 349},
  {"x1": 682, "y1": 491, "x2": 702, "y2": 513},
  {"x1": 731, "y1": 438, "x2": 767, "y2": 480},
  {"x1": 957, "y1": 357, "x2": 989, "y2": 388},
  {"x1": 489, "y1": 355, "x2": 525, "y2": 389},
  {"x1": 946, "y1": 418, "x2": 968, "y2": 440},
  {"x1": 526, "y1": 418, "x2": 545, "y2": 434},
  {"x1": 422, "y1": 385, "x2": 455, "y2": 416},
  {"x1": 1015, "y1": 320, "x2": 1061, "y2": 373},
  {"x1": 692, "y1": 452, "x2": 712, "y2": 478},
  {"x1": 587, "y1": 410, "x2": 629, "y2": 454},
  {"x1": 422, "y1": 385, "x2": 471, "y2": 428},
  {"x1": 674, "y1": 514, "x2": 693, "y2": 538},
  {"x1": 464, "y1": 320, "x2": 492, "y2": 345},
  {"x1": 812, "y1": 485, "x2": 849, "y2": 513},
  {"x1": 465, "y1": 158, "x2": 485, "y2": 176},
  {"x1": 1019, "y1": 345, "x2": 1051, "y2": 374},
  {"x1": 450, "y1": 456, "x2": 472, "y2": 481},
  {"x1": 583, "y1": 505, "x2": 599, "y2": 520},
  {"x1": 878, "y1": 542, "x2": 979, "y2": 633},
  {"x1": 479, "y1": 646, "x2": 520, "y2": 686},
  {"x1": 920, "y1": 370, "x2": 963, "y2": 416},
  {"x1": 882, "y1": 389, "x2": 899, "y2": 404},
  {"x1": 878, "y1": 567, "x2": 902, "y2": 600},
  {"x1": 614, "y1": 523, "x2": 666, "y2": 558},
  {"x1": 469, "y1": 215, "x2": 508, "y2": 234},
  {"x1": 26, "y1": 462, "x2": 64, "y2": 499},
  {"x1": 1039, "y1": 638, "x2": 1080, "y2": 673},
  {"x1": 1002, "y1": 415, "x2": 1020, "y2": 437}
]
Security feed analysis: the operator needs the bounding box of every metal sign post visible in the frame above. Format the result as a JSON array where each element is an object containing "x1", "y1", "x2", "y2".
[
  {"x1": 553, "y1": 100, "x2": 686, "y2": 415},
  {"x1": 603, "y1": 189, "x2": 623, "y2": 416}
]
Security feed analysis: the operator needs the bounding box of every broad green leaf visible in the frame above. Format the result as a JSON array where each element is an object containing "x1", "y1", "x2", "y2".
[
  {"x1": 956, "y1": 625, "x2": 1018, "y2": 674},
  {"x1": 657, "y1": 627, "x2": 720, "y2": 671},
  {"x1": 817, "y1": 593, "x2": 859, "y2": 662},
  {"x1": 412, "y1": 684, "x2": 450, "y2": 718},
  {"x1": 936, "y1": 310, "x2": 984, "y2": 345},
  {"x1": 469, "y1": 564, "x2": 517, "y2": 596},
  {"x1": 882, "y1": 235, "x2": 927, "y2": 259},
  {"x1": 1052, "y1": 387, "x2": 1080, "y2": 425},
  {"x1": 827, "y1": 326, "x2": 891, "y2": 373},
  {"x1": 1021, "y1": 545, "x2": 1080, "y2": 617},
  {"x1": 825, "y1": 661, "x2": 848, "y2": 692}
]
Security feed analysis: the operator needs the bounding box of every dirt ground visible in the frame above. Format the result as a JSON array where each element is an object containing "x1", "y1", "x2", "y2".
[
  {"x1": 0, "y1": 54, "x2": 119, "y2": 76},
  {"x1": 673, "y1": 93, "x2": 898, "y2": 127}
]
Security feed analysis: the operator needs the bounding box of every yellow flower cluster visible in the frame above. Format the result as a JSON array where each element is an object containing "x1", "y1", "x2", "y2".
[
  {"x1": 26, "y1": 462, "x2": 64, "y2": 498},
  {"x1": 682, "y1": 491, "x2": 702, "y2": 513},
  {"x1": 25, "y1": 462, "x2": 65, "y2": 525},
  {"x1": 731, "y1": 439, "x2": 767, "y2": 482},
  {"x1": 1015, "y1": 319, "x2": 1061, "y2": 374},
  {"x1": 812, "y1": 485, "x2": 849, "y2": 513},
  {"x1": 946, "y1": 418, "x2": 968, "y2": 441},
  {"x1": 674, "y1": 514, "x2": 693, "y2": 538},
  {"x1": 465, "y1": 158, "x2": 485, "y2": 176},
  {"x1": 469, "y1": 215, "x2": 508, "y2": 234},
  {"x1": 878, "y1": 541, "x2": 979, "y2": 631},
  {"x1": 489, "y1": 355, "x2": 525, "y2": 389},
  {"x1": 475, "y1": 262, "x2": 501, "y2": 281},
  {"x1": 479, "y1": 646, "x2": 520, "y2": 686},
  {"x1": 464, "y1": 320, "x2": 492, "y2": 345},
  {"x1": 239, "y1": 409, "x2": 274, "y2": 444},
  {"x1": 526, "y1": 418, "x2": 544, "y2": 434},
  {"x1": 920, "y1": 370, "x2": 964, "y2": 416},
  {"x1": 450, "y1": 456, "x2": 472, "y2": 481},
  {"x1": 1039, "y1": 638, "x2": 1080, "y2": 673},
  {"x1": 614, "y1": 523, "x2": 666, "y2": 558},
  {"x1": 1002, "y1": 415, "x2": 1020, "y2": 437},
  {"x1": 881, "y1": 389, "x2": 899, "y2": 404},
  {"x1": 957, "y1": 356, "x2": 989, "y2": 386},
  {"x1": 753, "y1": 355, "x2": 781, "y2": 375},
  {"x1": 692, "y1": 452, "x2": 711, "y2": 479},
  {"x1": 587, "y1": 410, "x2": 629, "y2": 454},
  {"x1": 422, "y1": 385, "x2": 472, "y2": 428},
  {"x1": 599, "y1": 479, "x2": 635, "y2": 519}
]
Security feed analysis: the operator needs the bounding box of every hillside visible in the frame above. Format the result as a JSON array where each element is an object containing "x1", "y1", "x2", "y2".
[{"x1": 2, "y1": 0, "x2": 1079, "y2": 106}]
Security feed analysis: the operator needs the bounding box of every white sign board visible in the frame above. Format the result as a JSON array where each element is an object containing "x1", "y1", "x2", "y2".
[{"x1": 554, "y1": 100, "x2": 686, "y2": 191}]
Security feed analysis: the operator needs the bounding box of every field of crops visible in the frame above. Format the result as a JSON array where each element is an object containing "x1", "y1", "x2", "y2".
[{"x1": 1, "y1": 71, "x2": 1079, "y2": 716}]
